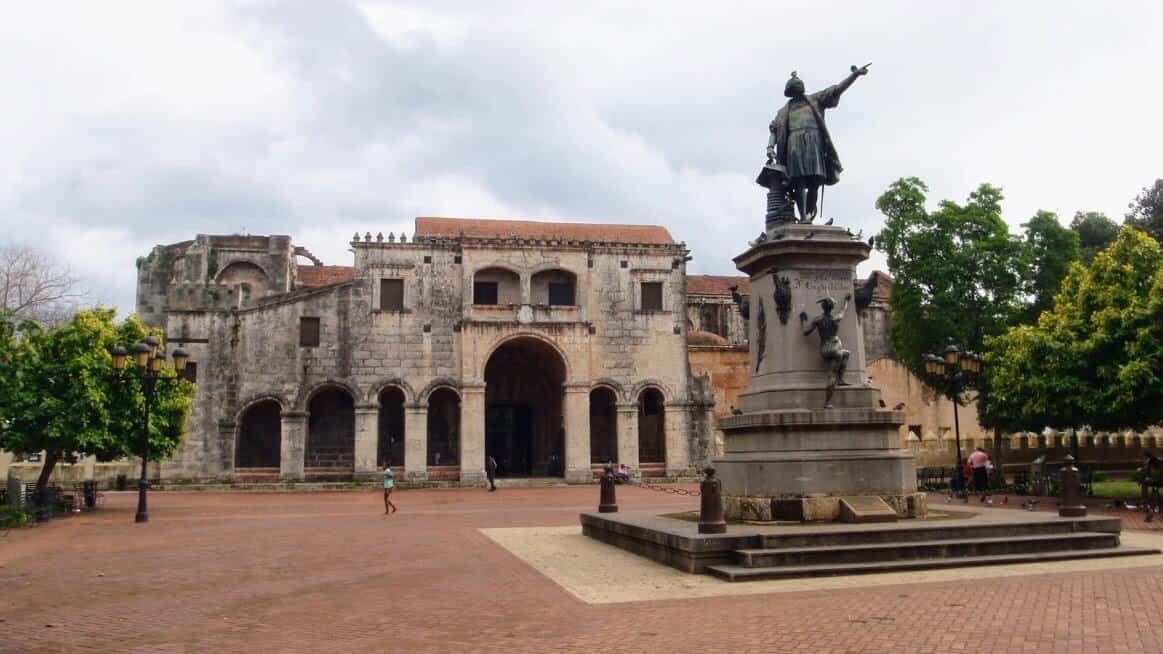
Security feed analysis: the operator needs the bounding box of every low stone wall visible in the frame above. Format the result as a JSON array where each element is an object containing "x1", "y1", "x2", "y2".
[{"x1": 907, "y1": 436, "x2": 1158, "y2": 471}]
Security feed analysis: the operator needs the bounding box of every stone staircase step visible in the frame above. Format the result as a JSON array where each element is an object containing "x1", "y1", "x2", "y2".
[
  {"x1": 706, "y1": 546, "x2": 1159, "y2": 582},
  {"x1": 758, "y1": 518, "x2": 1122, "y2": 548},
  {"x1": 738, "y1": 532, "x2": 1118, "y2": 567}
]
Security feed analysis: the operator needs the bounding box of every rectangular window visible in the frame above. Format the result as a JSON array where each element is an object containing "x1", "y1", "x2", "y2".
[
  {"x1": 300, "y1": 317, "x2": 320, "y2": 347},
  {"x1": 474, "y1": 281, "x2": 499, "y2": 305},
  {"x1": 180, "y1": 361, "x2": 198, "y2": 383},
  {"x1": 548, "y1": 282, "x2": 574, "y2": 306},
  {"x1": 641, "y1": 282, "x2": 663, "y2": 311},
  {"x1": 380, "y1": 278, "x2": 404, "y2": 311}
]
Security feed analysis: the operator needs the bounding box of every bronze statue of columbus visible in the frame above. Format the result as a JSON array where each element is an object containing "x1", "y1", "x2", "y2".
[{"x1": 760, "y1": 64, "x2": 869, "y2": 224}]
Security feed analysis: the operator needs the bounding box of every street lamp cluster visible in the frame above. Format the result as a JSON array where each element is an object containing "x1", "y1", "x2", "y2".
[
  {"x1": 110, "y1": 335, "x2": 189, "y2": 523},
  {"x1": 921, "y1": 342, "x2": 983, "y2": 475}
]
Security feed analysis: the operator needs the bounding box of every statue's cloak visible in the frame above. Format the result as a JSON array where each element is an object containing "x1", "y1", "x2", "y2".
[{"x1": 770, "y1": 84, "x2": 844, "y2": 186}]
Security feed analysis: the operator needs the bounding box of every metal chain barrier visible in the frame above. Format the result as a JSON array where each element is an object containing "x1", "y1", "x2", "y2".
[{"x1": 633, "y1": 480, "x2": 700, "y2": 496}]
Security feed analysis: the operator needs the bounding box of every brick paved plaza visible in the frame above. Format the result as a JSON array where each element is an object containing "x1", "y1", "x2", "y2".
[{"x1": 4, "y1": 486, "x2": 1163, "y2": 653}]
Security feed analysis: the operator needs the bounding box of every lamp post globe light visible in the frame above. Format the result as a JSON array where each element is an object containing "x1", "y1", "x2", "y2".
[
  {"x1": 110, "y1": 338, "x2": 189, "y2": 523},
  {"x1": 921, "y1": 341, "x2": 983, "y2": 481}
]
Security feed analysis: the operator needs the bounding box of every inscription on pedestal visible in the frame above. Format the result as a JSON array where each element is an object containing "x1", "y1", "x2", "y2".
[{"x1": 791, "y1": 268, "x2": 853, "y2": 294}]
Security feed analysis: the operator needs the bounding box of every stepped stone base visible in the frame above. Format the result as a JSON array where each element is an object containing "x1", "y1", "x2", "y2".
[{"x1": 580, "y1": 507, "x2": 1158, "y2": 578}]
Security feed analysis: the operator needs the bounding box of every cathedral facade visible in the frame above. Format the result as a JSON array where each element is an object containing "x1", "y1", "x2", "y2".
[{"x1": 137, "y1": 217, "x2": 714, "y2": 484}]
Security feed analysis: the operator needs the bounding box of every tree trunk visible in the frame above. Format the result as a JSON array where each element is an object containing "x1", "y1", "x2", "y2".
[
  {"x1": 35, "y1": 449, "x2": 60, "y2": 493},
  {"x1": 34, "y1": 449, "x2": 60, "y2": 515}
]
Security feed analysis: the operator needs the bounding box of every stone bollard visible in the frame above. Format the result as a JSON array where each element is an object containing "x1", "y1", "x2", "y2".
[
  {"x1": 598, "y1": 465, "x2": 618, "y2": 513},
  {"x1": 698, "y1": 466, "x2": 727, "y2": 534},
  {"x1": 1058, "y1": 455, "x2": 1087, "y2": 517}
]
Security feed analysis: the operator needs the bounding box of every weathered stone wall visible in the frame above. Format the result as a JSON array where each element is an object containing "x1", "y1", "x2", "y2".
[
  {"x1": 146, "y1": 228, "x2": 702, "y2": 483},
  {"x1": 687, "y1": 346, "x2": 750, "y2": 456}
]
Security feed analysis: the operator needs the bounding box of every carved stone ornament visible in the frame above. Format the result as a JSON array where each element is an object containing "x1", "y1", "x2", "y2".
[
  {"x1": 773, "y1": 273, "x2": 792, "y2": 325},
  {"x1": 754, "y1": 299, "x2": 767, "y2": 373}
]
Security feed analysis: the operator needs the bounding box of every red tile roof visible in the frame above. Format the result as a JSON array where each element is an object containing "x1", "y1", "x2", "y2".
[
  {"x1": 414, "y1": 217, "x2": 673, "y2": 245},
  {"x1": 858, "y1": 271, "x2": 894, "y2": 301},
  {"x1": 687, "y1": 275, "x2": 749, "y2": 296},
  {"x1": 298, "y1": 265, "x2": 354, "y2": 287}
]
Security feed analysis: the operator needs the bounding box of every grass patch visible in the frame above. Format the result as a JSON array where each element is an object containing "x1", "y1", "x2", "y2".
[
  {"x1": 1089, "y1": 481, "x2": 1143, "y2": 500},
  {"x1": 0, "y1": 504, "x2": 35, "y2": 530}
]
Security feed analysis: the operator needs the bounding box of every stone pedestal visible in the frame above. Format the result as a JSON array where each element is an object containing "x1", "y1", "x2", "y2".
[{"x1": 715, "y1": 223, "x2": 922, "y2": 521}]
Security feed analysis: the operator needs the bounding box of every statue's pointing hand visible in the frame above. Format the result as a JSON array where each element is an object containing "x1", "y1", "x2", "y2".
[{"x1": 850, "y1": 62, "x2": 871, "y2": 76}]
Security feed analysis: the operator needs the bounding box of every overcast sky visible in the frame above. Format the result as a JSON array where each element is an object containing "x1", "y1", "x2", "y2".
[{"x1": 3, "y1": 1, "x2": 1161, "y2": 314}]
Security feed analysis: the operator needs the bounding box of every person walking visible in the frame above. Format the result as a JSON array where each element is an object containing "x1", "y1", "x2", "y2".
[
  {"x1": 382, "y1": 459, "x2": 397, "y2": 515},
  {"x1": 968, "y1": 447, "x2": 991, "y2": 503},
  {"x1": 485, "y1": 455, "x2": 498, "y2": 492}
]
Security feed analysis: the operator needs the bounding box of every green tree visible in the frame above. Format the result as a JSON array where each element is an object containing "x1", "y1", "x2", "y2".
[
  {"x1": 1019, "y1": 210, "x2": 1080, "y2": 324},
  {"x1": 984, "y1": 228, "x2": 1163, "y2": 433},
  {"x1": 0, "y1": 309, "x2": 193, "y2": 497},
  {"x1": 1125, "y1": 178, "x2": 1163, "y2": 243},
  {"x1": 875, "y1": 178, "x2": 1026, "y2": 380},
  {"x1": 1070, "y1": 211, "x2": 1120, "y2": 264}
]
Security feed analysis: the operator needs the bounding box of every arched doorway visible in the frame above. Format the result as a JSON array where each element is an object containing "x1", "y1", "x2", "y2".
[
  {"x1": 305, "y1": 386, "x2": 355, "y2": 471},
  {"x1": 638, "y1": 388, "x2": 666, "y2": 464},
  {"x1": 426, "y1": 388, "x2": 461, "y2": 467},
  {"x1": 378, "y1": 387, "x2": 406, "y2": 467},
  {"x1": 485, "y1": 337, "x2": 566, "y2": 477},
  {"x1": 589, "y1": 387, "x2": 617, "y2": 464},
  {"x1": 236, "y1": 400, "x2": 281, "y2": 469}
]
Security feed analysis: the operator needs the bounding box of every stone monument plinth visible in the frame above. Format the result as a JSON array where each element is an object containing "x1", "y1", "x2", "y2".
[{"x1": 715, "y1": 222, "x2": 924, "y2": 522}]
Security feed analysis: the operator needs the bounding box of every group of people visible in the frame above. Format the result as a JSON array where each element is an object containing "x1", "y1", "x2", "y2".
[{"x1": 951, "y1": 446, "x2": 993, "y2": 503}]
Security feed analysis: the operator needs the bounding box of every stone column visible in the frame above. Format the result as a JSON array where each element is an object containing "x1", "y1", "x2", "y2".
[
  {"x1": 353, "y1": 404, "x2": 379, "y2": 478},
  {"x1": 218, "y1": 420, "x2": 237, "y2": 478},
  {"x1": 459, "y1": 384, "x2": 486, "y2": 485},
  {"x1": 665, "y1": 401, "x2": 693, "y2": 477},
  {"x1": 280, "y1": 411, "x2": 307, "y2": 480},
  {"x1": 563, "y1": 384, "x2": 592, "y2": 483},
  {"x1": 616, "y1": 401, "x2": 640, "y2": 478},
  {"x1": 404, "y1": 403, "x2": 428, "y2": 481}
]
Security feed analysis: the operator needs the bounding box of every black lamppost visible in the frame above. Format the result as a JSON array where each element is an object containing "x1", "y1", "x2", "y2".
[
  {"x1": 110, "y1": 336, "x2": 189, "y2": 523},
  {"x1": 922, "y1": 342, "x2": 983, "y2": 474}
]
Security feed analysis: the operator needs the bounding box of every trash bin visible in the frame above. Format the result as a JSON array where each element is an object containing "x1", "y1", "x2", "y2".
[
  {"x1": 82, "y1": 481, "x2": 98, "y2": 509},
  {"x1": 115, "y1": 474, "x2": 127, "y2": 491}
]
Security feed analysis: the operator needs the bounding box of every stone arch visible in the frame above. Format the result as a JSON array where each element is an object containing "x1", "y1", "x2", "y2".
[
  {"x1": 235, "y1": 398, "x2": 282, "y2": 469},
  {"x1": 590, "y1": 378, "x2": 627, "y2": 403},
  {"x1": 419, "y1": 378, "x2": 461, "y2": 404},
  {"x1": 530, "y1": 267, "x2": 578, "y2": 306},
  {"x1": 589, "y1": 386, "x2": 618, "y2": 465},
  {"x1": 234, "y1": 393, "x2": 290, "y2": 421},
  {"x1": 367, "y1": 378, "x2": 415, "y2": 404},
  {"x1": 426, "y1": 387, "x2": 461, "y2": 467},
  {"x1": 482, "y1": 333, "x2": 572, "y2": 383},
  {"x1": 472, "y1": 265, "x2": 521, "y2": 305},
  {"x1": 215, "y1": 261, "x2": 270, "y2": 302},
  {"x1": 637, "y1": 386, "x2": 667, "y2": 464},
  {"x1": 630, "y1": 379, "x2": 672, "y2": 404},
  {"x1": 378, "y1": 386, "x2": 407, "y2": 468},
  {"x1": 484, "y1": 336, "x2": 568, "y2": 477},
  {"x1": 300, "y1": 379, "x2": 361, "y2": 411},
  {"x1": 305, "y1": 384, "x2": 355, "y2": 471}
]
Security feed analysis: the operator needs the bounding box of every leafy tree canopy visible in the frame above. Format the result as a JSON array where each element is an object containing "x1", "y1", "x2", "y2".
[
  {"x1": 1019, "y1": 210, "x2": 1080, "y2": 324},
  {"x1": 1125, "y1": 178, "x2": 1163, "y2": 243},
  {"x1": 875, "y1": 178, "x2": 1027, "y2": 382},
  {"x1": 1070, "y1": 211, "x2": 1120, "y2": 264},
  {"x1": 0, "y1": 308, "x2": 194, "y2": 492},
  {"x1": 984, "y1": 228, "x2": 1163, "y2": 431}
]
